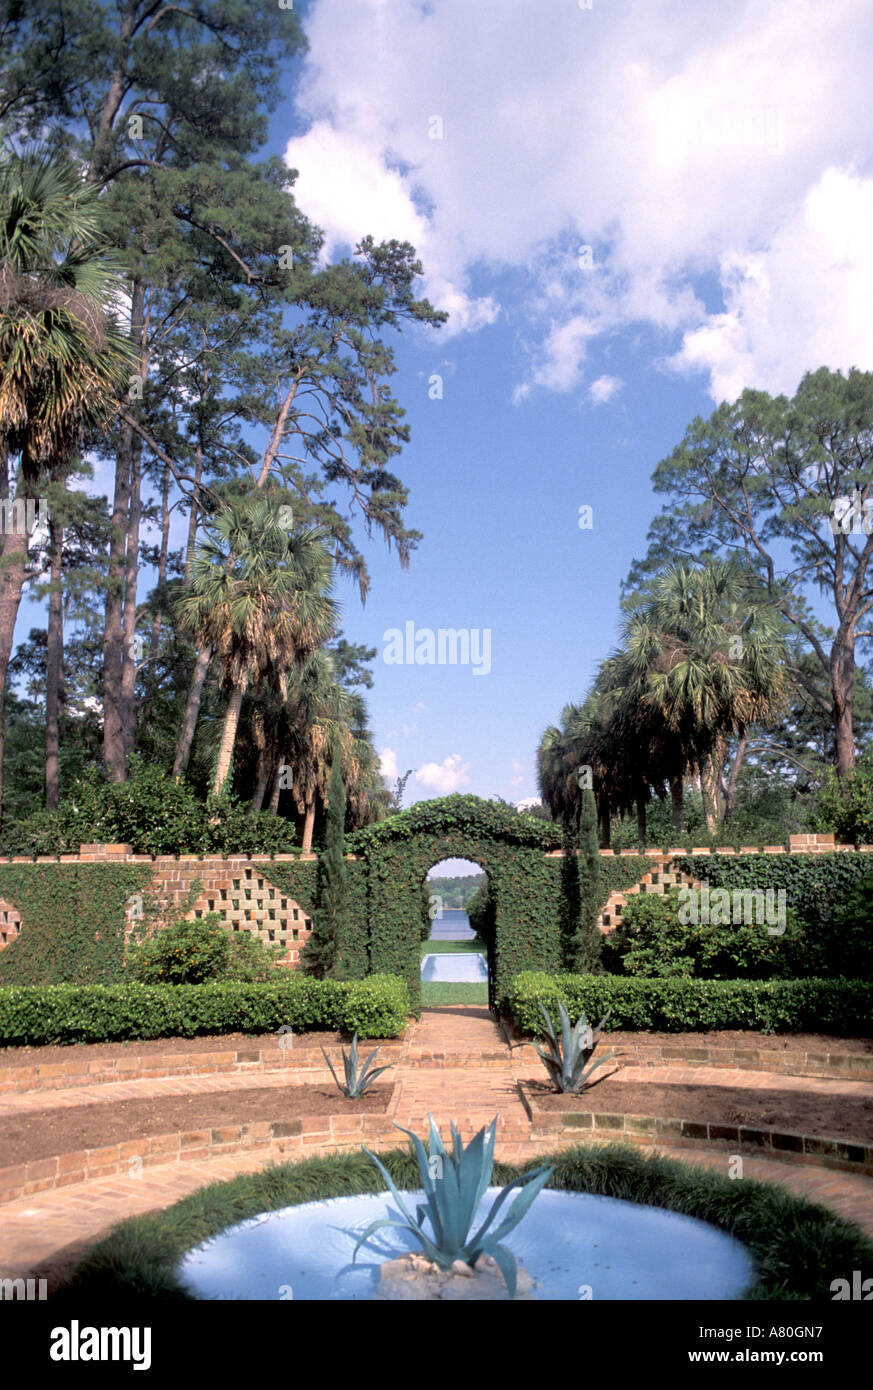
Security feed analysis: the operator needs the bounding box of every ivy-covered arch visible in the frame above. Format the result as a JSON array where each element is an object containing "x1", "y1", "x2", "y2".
[{"x1": 346, "y1": 796, "x2": 565, "y2": 1009}]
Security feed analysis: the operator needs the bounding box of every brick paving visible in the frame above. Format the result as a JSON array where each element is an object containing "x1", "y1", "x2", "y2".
[{"x1": 1, "y1": 1005, "x2": 872, "y2": 1289}]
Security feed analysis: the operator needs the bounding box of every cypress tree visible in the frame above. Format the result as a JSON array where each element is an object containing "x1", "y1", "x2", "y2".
[
  {"x1": 572, "y1": 786, "x2": 604, "y2": 973},
  {"x1": 302, "y1": 756, "x2": 348, "y2": 978}
]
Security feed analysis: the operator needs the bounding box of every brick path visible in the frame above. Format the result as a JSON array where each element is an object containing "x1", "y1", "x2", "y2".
[{"x1": 1, "y1": 1006, "x2": 872, "y2": 1289}]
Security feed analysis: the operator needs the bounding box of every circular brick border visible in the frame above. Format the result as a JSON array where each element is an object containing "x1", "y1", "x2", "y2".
[
  {"x1": 516, "y1": 1081, "x2": 873, "y2": 1177},
  {"x1": 500, "y1": 1019, "x2": 873, "y2": 1082}
]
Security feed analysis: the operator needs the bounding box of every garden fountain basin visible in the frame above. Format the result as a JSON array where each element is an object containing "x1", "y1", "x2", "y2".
[{"x1": 178, "y1": 1188, "x2": 755, "y2": 1301}]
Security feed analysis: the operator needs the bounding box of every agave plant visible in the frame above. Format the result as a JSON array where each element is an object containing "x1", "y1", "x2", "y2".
[
  {"x1": 534, "y1": 1001, "x2": 616, "y2": 1093},
  {"x1": 354, "y1": 1116, "x2": 553, "y2": 1297},
  {"x1": 321, "y1": 1033, "x2": 392, "y2": 1098}
]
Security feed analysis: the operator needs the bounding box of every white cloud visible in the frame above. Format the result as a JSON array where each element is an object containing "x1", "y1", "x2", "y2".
[
  {"x1": 669, "y1": 169, "x2": 873, "y2": 401},
  {"x1": 285, "y1": 0, "x2": 873, "y2": 399},
  {"x1": 415, "y1": 754, "x2": 471, "y2": 794},
  {"x1": 378, "y1": 747, "x2": 399, "y2": 781},
  {"x1": 588, "y1": 374, "x2": 624, "y2": 405}
]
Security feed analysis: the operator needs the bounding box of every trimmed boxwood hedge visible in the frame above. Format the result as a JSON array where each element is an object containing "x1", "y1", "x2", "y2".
[
  {"x1": 51, "y1": 1141, "x2": 873, "y2": 1302},
  {"x1": 504, "y1": 971, "x2": 873, "y2": 1036},
  {"x1": 0, "y1": 973, "x2": 411, "y2": 1046}
]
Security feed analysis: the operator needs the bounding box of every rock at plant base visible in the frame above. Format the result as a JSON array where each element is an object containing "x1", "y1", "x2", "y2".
[{"x1": 373, "y1": 1251, "x2": 537, "y2": 1301}]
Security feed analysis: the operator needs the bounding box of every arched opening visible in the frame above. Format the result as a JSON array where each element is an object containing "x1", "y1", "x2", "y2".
[{"x1": 421, "y1": 858, "x2": 490, "y2": 1001}]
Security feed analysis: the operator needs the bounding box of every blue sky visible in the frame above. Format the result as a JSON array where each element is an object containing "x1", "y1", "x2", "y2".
[
  {"x1": 265, "y1": 0, "x2": 873, "y2": 807},
  {"x1": 14, "y1": 0, "x2": 873, "y2": 813}
]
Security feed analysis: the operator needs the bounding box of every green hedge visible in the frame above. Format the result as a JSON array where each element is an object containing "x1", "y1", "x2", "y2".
[
  {"x1": 679, "y1": 852, "x2": 873, "y2": 975},
  {"x1": 0, "y1": 864, "x2": 153, "y2": 985},
  {"x1": 0, "y1": 974, "x2": 411, "y2": 1046},
  {"x1": 504, "y1": 971, "x2": 873, "y2": 1036}
]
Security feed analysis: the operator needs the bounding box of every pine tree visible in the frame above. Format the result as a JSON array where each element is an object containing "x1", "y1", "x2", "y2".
[
  {"x1": 302, "y1": 755, "x2": 348, "y2": 978},
  {"x1": 572, "y1": 787, "x2": 604, "y2": 973}
]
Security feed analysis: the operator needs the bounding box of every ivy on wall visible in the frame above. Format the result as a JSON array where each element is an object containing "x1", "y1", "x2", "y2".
[
  {"x1": 349, "y1": 797, "x2": 575, "y2": 1006},
  {"x1": 0, "y1": 865, "x2": 153, "y2": 985},
  {"x1": 679, "y1": 852, "x2": 872, "y2": 975}
]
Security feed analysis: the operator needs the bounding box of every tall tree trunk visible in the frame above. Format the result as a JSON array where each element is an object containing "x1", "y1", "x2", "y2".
[
  {"x1": 268, "y1": 759, "x2": 286, "y2": 814},
  {"x1": 120, "y1": 435, "x2": 142, "y2": 761},
  {"x1": 723, "y1": 734, "x2": 747, "y2": 823},
  {"x1": 145, "y1": 461, "x2": 171, "y2": 702},
  {"x1": 0, "y1": 485, "x2": 38, "y2": 818},
  {"x1": 301, "y1": 797, "x2": 316, "y2": 853},
  {"x1": 700, "y1": 753, "x2": 721, "y2": 834},
  {"x1": 669, "y1": 774, "x2": 684, "y2": 837},
  {"x1": 636, "y1": 796, "x2": 647, "y2": 847},
  {"x1": 212, "y1": 683, "x2": 245, "y2": 796},
  {"x1": 832, "y1": 640, "x2": 856, "y2": 777},
  {"x1": 103, "y1": 277, "x2": 144, "y2": 781},
  {"x1": 250, "y1": 748, "x2": 272, "y2": 814},
  {"x1": 45, "y1": 514, "x2": 64, "y2": 810},
  {"x1": 173, "y1": 644, "x2": 212, "y2": 777}
]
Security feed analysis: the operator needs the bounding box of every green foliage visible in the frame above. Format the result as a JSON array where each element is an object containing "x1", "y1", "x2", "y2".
[
  {"x1": 356, "y1": 1117, "x2": 554, "y2": 1296},
  {"x1": 603, "y1": 888, "x2": 808, "y2": 980},
  {"x1": 0, "y1": 758, "x2": 297, "y2": 857},
  {"x1": 348, "y1": 796, "x2": 566, "y2": 1007},
  {"x1": 349, "y1": 796, "x2": 563, "y2": 853},
  {"x1": 0, "y1": 973, "x2": 411, "y2": 1047},
  {"x1": 832, "y1": 872, "x2": 873, "y2": 980},
  {"x1": 572, "y1": 788, "x2": 604, "y2": 972},
  {"x1": 811, "y1": 752, "x2": 873, "y2": 844},
  {"x1": 534, "y1": 1002, "x2": 615, "y2": 1093},
  {"x1": 465, "y1": 880, "x2": 493, "y2": 939},
  {"x1": 505, "y1": 971, "x2": 873, "y2": 1036},
  {"x1": 679, "y1": 853, "x2": 873, "y2": 977},
  {"x1": 321, "y1": 1032, "x2": 393, "y2": 1098},
  {"x1": 0, "y1": 864, "x2": 151, "y2": 985},
  {"x1": 126, "y1": 914, "x2": 283, "y2": 985}
]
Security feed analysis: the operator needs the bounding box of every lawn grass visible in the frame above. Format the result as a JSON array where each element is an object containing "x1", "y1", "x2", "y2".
[
  {"x1": 419, "y1": 939, "x2": 483, "y2": 956},
  {"x1": 53, "y1": 1141, "x2": 873, "y2": 1302},
  {"x1": 421, "y1": 982, "x2": 488, "y2": 1005}
]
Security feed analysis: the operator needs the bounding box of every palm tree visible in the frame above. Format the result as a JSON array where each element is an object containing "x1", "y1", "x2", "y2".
[
  {"x1": 617, "y1": 559, "x2": 789, "y2": 833},
  {"x1": 0, "y1": 148, "x2": 132, "y2": 813},
  {"x1": 277, "y1": 649, "x2": 358, "y2": 851},
  {"x1": 176, "y1": 494, "x2": 338, "y2": 796}
]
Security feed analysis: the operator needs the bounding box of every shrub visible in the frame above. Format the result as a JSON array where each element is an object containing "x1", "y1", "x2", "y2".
[
  {"x1": 0, "y1": 757, "x2": 297, "y2": 857},
  {"x1": 603, "y1": 888, "x2": 809, "y2": 980},
  {"x1": 504, "y1": 970, "x2": 873, "y2": 1036},
  {"x1": 0, "y1": 973, "x2": 412, "y2": 1046},
  {"x1": 127, "y1": 915, "x2": 230, "y2": 984},
  {"x1": 810, "y1": 752, "x2": 873, "y2": 844},
  {"x1": 126, "y1": 916, "x2": 284, "y2": 985}
]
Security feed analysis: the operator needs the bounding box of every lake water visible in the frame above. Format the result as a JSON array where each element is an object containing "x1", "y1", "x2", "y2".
[{"x1": 428, "y1": 907, "x2": 477, "y2": 941}]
